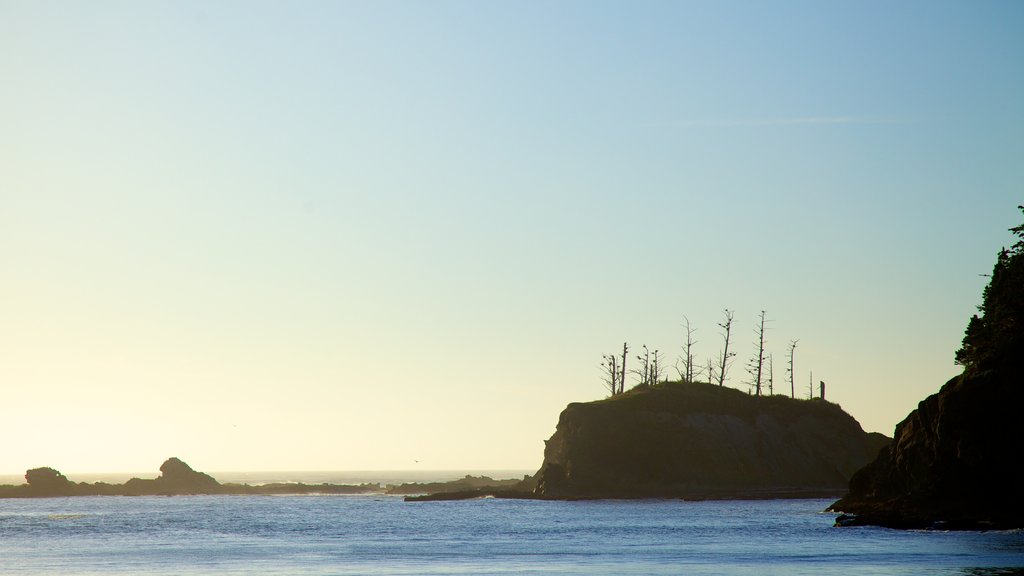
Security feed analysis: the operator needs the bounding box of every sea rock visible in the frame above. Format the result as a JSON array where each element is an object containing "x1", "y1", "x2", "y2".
[
  {"x1": 124, "y1": 458, "x2": 221, "y2": 495},
  {"x1": 24, "y1": 467, "x2": 76, "y2": 496},
  {"x1": 829, "y1": 369, "x2": 1024, "y2": 529},
  {"x1": 157, "y1": 457, "x2": 220, "y2": 493},
  {"x1": 534, "y1": 381, "x2": 889, "y2": 499}
]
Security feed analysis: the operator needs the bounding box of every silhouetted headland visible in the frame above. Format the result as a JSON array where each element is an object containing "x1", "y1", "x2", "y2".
[
  {"x1": 830, "y1": 207, "x2": 1024, "y2": 530},
  {"x1": 524, "y1": 381, "x2": 888, "y2": 500}
]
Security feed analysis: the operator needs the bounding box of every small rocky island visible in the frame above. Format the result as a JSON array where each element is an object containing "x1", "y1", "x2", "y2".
[
  {"x1": 532, "y1": 381, "x2": 889, "y2": 500},
  {"x1": 830, "y1": 208, "x2": 1024, "y2": 530}
]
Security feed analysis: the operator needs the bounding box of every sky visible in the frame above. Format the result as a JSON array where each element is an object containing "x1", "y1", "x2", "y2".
[{"x1": 1, "y1": 0, "x2": 1022, "y2": 475}]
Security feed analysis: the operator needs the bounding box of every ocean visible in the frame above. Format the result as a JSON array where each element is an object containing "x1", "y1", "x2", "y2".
[{"x1": 2, "y1": 491, "x2": 1022, "y2": 575}]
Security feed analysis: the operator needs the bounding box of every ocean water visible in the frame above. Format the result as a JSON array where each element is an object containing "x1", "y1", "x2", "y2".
[{"x1": 1, "y1": 496, "x2": 1022, "y2": 575}]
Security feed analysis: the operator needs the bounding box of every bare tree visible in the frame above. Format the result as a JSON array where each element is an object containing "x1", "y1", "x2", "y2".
[
  {"x1": 601, "y1": 353, "x2": 620, "y2": 396},
  {"x1": 706, "y1": 358, "x2": 716, "y2": 385},
  {"x1": 808, "y1": 370, "x2": 814, "y2": 400},
  {"x1": 716, "y1": 309, "x2": 736, "y2": 386},
  {"x1": 619, "y1": 342, "x2": 629, "y2": 395},
  {"x1": 786, "y1": 340, "x2": 798, "y2": 399},
  {"x1": 745, "y1": 310, "x2": 768, "y2": 396},
  {"x1": 767, "y1": 353, "x2": 774, "y2": 396},
  {"x1": 677, "y1": 316, "x2": 699, "y2": 384},
  {"x1": 634, "y1": 345, "x2": 652, "y2": 387},
  {"x1": 633, "y1": 345, "x2": 665, "y2": 387},
  {"x1": 651, "y1": 348, "x2": 665, "y2": 386}
]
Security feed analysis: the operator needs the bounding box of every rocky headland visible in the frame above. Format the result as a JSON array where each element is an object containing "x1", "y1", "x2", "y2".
[
  {"x1": 531, "y1": 381, "x2": 889, "y2": 500},
  {"x1": 829, "y1": 369, "x2": 1024, "y2": 530},
  {"x1": 829, "y1": 208, "x2": 1024, "y2": 530}
]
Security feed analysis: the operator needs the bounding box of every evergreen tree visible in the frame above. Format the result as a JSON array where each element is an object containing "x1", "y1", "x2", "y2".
[{"x1": 955, "y1": 206, "x2": 1024, "y2": 373}]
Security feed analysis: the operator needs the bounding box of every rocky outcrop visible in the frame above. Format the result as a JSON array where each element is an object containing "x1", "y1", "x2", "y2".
[
  {"x1": 829, "y1": 369, "x2": 1024, "y2": 529},
  {"x1": 123, "y1": 457, "x2": 221, "y2": 495},
  {"x1": 0, "y1": 458, "x2": 384, "y2": 498},
  {"x1": 23, "y1": 467, "x2": 77, "y2": 496},
  {"x1": 533, "y1": 381, "x2": 889, "y2": 499},
  {"x1": 830, "y1": 208, "x2": 1024, "y2": 530},
  {"x1": 387, "y1": 474, "x2": 535, "y2": 496}
]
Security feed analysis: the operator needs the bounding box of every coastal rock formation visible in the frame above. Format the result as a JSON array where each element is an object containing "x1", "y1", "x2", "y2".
[
  {"x1": 830, "y1": 209, "x2": 1024, "y2": 529},
  {"x1": 387, "y1": 474, "x2": 534, "y2": 496},
  {"x1": 533, "y1": 381, "x2": 889, "y2": 499},
  {"x1": 124, "y1": 457, "x2": 221, "y2": 495},
  {"x1": 24, "y1": 467, "x2": 76, "y2": 496},
  {"x1": 830, "y1": 370, "x2": 1024, "y2": 529}
]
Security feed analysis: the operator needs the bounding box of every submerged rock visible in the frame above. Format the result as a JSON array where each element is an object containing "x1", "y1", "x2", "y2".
[{"x1": 533, "y1": 381, "x2": 888, "y2": 500}]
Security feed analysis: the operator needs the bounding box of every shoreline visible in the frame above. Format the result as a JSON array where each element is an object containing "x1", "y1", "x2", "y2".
[{"x1": 0, "y1": 469, "x2": 535, "y2": 488}]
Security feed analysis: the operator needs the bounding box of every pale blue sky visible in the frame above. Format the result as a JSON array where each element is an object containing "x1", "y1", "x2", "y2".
[{"x1": 1, "y1": 0, "x2": 1021, "y2": 473}]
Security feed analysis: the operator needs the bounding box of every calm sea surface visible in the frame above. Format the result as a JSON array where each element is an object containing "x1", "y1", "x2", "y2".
[{"x1": 2, "y1": 495, "x2": 1022, "y2": 575}]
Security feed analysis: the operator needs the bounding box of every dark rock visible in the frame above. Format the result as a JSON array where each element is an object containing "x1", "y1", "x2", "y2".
[
  {"x1": 387, "y1": 474, "x2": 530, "y2": 496},
  {"x1": 0, "y1": 457, "x2": 386, "y2": 498},
  {"x1": 830, "y1": 209, "x2": 1024, "y2": 530},
  {"x1": 829, "y1": 370, "x2": 1024, "y2": 530},
  {"x1": 533, "y1": 381, "x2": 888, "y2": 500},
  {"x1": 154, "y1": 457, "x2": 220, "y2": 494},
  {"x1": 24, "y1": 467, "x2": 76, "y2": 496},
  {"x1": 833, "y1": 513, "x2": 858, "y2": 527},
  {"x1": 404, "y1": 489, "x2": 537, "y2": 502},
  {"x1": 121, "y1": 458, "x2": 221, "y2": 496}
]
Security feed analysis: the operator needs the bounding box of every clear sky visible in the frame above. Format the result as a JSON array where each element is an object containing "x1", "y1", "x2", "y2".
[{"x1": 1, "y1": 0, "x2": 1022, "y2": 475}]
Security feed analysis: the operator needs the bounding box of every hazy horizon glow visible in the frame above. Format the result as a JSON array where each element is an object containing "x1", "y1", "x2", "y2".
[{"x1": 2, "y1": 0, "x2": 1022, "y2": 474}]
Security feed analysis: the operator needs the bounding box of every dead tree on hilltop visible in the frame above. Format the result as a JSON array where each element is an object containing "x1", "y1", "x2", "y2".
[
  {"x1": 676, "y1": 316, "x2": 699, "y2": 384},
  {"x1": 652, "y1": 348, "x2": 665, "y2": 386},
  {"x1": 634, "y1": 345, "x2": 651, "y2": 387},
  {"x1": 808, "y1": 371, "x2": 814, "y2": 400},
  {"x1": 745, "y1": 310, "x2": 768, "y2": 396},
  {"x1": 706, "y1": 358, "x2": 716, "y2": 385},
  {"x1": 619, "y1": 342, "x2": 628, "y2": 395},
  {"x1": 633, "y1": 345, "x2": 664, "y2": 387},
  {"x1": 767, "y1": 353, "x2": 774, "y2": 396},
  {"x1": 715, "y1": 309, "x2": 736, "y2": 386},
  {"x1": 787, "y1": 340, "x2": 798, "y2": 399},
  {"x1": 601, "y1": 353, "x2": 620, "y2": 396}
]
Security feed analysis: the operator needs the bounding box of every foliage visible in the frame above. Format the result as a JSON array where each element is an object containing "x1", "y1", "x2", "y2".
[{"x1": 955, "y1": 206, "x2": 1024, "y2": 372}]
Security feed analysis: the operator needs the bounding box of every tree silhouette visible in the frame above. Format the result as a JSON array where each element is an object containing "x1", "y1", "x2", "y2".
[
  {"x1": 601, "y1": 353, "x2": 620, "y2": 396},
  {"x1": 676, "y1": 316, "x2": 699, "y2": 383},
  {"x1": 745, "y1": 310, "x2": 767, "y2": 396},
  {"x1": 715, "y1": 309, "x2": 736, "y2": 386},
  {"x1": 619, "y1": 342, "x2": 628, "y2": 395},
  {"x1": 955, "y1": 206, "x2": 1024, "y2": 373},
  {"x1": 633, "y1": 345, "x2": 664, "y2": 387},
  {"x1": 786, "y1": 340, "x2": 798, "y2": 399}
]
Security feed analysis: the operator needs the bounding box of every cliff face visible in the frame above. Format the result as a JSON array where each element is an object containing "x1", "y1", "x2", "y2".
[
  {"x1": 830, "y1": 369, "x2": 1024, "y2": 529},
  {"x1": 534, "y1": 382, "x2": 888, "y2": 499},
  {"x1": 830, "y1": 209, "x2": 1024, "y2": 530}
]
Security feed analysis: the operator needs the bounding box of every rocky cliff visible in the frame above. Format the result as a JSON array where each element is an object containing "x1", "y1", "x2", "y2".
[
  {"x1": 534, "y1": 381, "x2": 889, "y2": 499},
  {"x1": 829, "y1": 370, "x2": 1024, "y2": 529},
  {"x1": 830, "y1": 208, "x2": 1024, "y2": 529}
]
